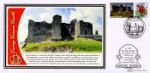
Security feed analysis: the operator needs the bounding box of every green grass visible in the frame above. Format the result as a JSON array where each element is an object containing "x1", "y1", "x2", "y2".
[{"x1": 23, "y1": 38, "x2": 102, "y2": 53}]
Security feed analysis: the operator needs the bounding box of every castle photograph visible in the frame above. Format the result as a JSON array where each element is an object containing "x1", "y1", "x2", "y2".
[
  {"x1": 110, "y1": 3, "x2": 133, "y2": 17},
  {"x1": 18, "y1": 6, "x2": 104, "y2": 53}
]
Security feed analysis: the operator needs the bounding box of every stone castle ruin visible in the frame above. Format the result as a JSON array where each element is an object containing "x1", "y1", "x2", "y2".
[{"x1": 26, "y1": 14, "x2": 97, "y2": 43}]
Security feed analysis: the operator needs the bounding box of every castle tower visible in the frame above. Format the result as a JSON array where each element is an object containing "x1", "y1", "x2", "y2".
[
  {"x1": 74, "y1": 20, "x2": 80, "y2": 38},
  {"x1": 51, "y1": 14, "x2": 62, "y2": 40},
  {"x1": 27, "y1": 20, "x2": 36, "y2": 42}
]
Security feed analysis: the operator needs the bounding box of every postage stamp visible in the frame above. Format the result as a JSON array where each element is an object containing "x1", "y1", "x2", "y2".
[
  {"x1": 110, "y1": 3, "x2": 133, "y2": 18},
  {"x1": 135, "y1": 2, "x2": 148, "y2": 18}
]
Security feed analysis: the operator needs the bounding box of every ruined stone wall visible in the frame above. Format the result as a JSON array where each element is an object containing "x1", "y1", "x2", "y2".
[
  {"x1": 80, "y1": 20, "x2": 93, "y2": 35},
  {"x1": 27, "y1": 20, "x2": 52, "y2": 42},
  {"x1": 51, "y1": 15, "x2": 62, "y2": 40},
  {"x1": 71, "y1": 19, "x2": 93, "y2": 37},
  {"x1": 70, "y1": 19, "x2": 80, "y2": 38},
  {"x1": 26, "y1": 14, "x2": 94, "y2": 43}
]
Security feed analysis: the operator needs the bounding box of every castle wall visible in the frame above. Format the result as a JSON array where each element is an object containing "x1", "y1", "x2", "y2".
[
  {"x1": 51, "y1": 15, "x2": 62, "y2": 40},
  {"x1": 27, "y1": 20, "x2": 52, "y2": 42},
  {"x1": 80, "y1": 20, "x2": 93, "y2": 35},
  {"x1": 26, "y1": 14, "x2": 94, "y2": 43},
  {"x1": 74, "y1": 20, "x2": 80, "y2": 38}
]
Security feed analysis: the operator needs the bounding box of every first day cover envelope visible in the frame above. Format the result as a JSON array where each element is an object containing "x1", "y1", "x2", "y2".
[{"x1": 1, "y1": 0, "x2": 150, "y2": 73}]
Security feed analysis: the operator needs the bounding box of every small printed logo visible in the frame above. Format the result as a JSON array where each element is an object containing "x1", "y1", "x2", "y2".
[
  {"x1": 124, "y1": 16, "x2": 145, "y2": 39},
  {"x1": 116, "y1": 44, "x2": 141, "y2": 69}
]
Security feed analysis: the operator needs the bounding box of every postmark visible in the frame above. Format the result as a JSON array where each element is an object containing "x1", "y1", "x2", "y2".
[
  {"x1": 116, "y1": 44, "x2": 141, "y2": 69},
  {"x1": 124, "y1": 16, "x2": 145, "y2": 39}
]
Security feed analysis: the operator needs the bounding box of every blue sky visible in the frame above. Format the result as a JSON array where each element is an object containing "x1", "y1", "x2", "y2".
[
  {"x1": 24, "y1": 7, "x2": 103, "y2": 24},
  {"x1": 18, "y1": 7, "x2": 104, "y2": 42}
]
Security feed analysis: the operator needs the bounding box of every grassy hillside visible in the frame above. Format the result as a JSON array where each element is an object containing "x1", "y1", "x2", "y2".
[{"x1": 23, "y1": 38, "x2": 102, "y2": 53}]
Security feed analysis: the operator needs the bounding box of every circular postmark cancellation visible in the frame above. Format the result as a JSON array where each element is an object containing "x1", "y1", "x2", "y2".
[
  {"x1": 116, "y1": 44, "x2": 141, "y2": 69},
  {"x1": 124, "y1": 16, "x2": 146, "y2": 39}
]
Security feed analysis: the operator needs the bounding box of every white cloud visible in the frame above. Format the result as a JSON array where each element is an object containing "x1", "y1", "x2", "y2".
[
  {"x1": 69, "y1": 7, "x2": 103, "y2": 35},
  {"x1": 40, "y1": 12, "x2": 52, "y2": 23},
  {"x1": 18, "y1": 14, "x2": 34, "y2": 42}
]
